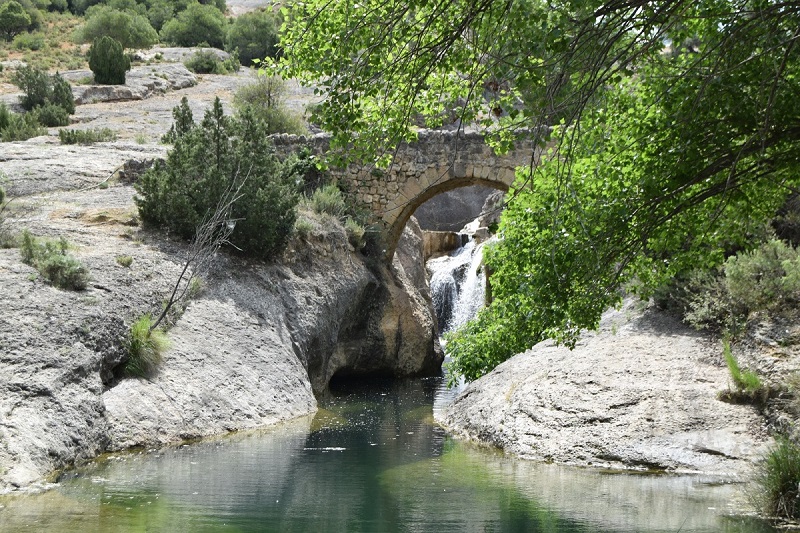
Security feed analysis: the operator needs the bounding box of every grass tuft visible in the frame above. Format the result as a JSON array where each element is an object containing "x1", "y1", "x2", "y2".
[
  {"x1": 125, "y1": 314, "x2": 169, "y2": 378},
  {"x1": 753, "y1": 437, "x2": 800, "y2": 520},
  {"x1": 344, "y1": 217, "x2": 365, "y2": 249},
  {"x1": 723, "y1": 340, "x2": 763, "y2": 393}
]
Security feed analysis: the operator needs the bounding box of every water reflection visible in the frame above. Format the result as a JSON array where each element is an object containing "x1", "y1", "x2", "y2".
[{"x1": 0, "y1": 376, "x2": 777, "y2": 532}]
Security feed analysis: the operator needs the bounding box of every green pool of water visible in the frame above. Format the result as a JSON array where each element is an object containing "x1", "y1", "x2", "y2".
[{"x1": 0, "y1": 376, "x2": 777, "y2": 532}]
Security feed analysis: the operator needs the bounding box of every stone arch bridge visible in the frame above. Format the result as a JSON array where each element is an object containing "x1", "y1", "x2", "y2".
[{"x1": 272, "y1": 130, "x2": 537, "y2": 261}]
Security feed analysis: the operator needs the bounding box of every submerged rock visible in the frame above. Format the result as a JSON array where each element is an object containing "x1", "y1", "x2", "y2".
[{"x1": 438, "y1": 299, "x2": 771, "y2": 476}]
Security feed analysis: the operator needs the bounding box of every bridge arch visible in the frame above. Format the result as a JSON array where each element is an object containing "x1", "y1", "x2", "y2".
[
  {"x1": 270, "y1": 129, "x2": 536, "y2": 261},
  {"x1": 382, "y1": 175, "x2": 512, "y2": 261}
]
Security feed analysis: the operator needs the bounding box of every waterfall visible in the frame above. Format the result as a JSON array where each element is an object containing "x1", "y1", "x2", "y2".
[{"x1": 427, "y1": 238, "x2": 486, "y2": 335}]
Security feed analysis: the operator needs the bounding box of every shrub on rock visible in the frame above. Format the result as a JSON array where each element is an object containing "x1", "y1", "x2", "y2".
[
  {"x1": 88, "y1": 35, "x2": 130, "y2": 85},
  {"x1": 136, "y1": 97, "x2": 305, "y2": 260}
]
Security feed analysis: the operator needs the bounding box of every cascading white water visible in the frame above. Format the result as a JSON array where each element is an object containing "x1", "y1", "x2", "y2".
[{"x1": 427, "y1": 238, "x2": 486, "y2": 334}]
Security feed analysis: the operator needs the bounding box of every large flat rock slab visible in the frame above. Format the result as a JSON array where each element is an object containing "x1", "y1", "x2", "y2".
[{"x1": 0, "y1": 139, "x2": 166, "y2": 197}]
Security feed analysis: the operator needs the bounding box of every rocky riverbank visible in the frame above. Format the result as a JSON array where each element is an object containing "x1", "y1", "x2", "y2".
[
  {"x1": 437, "y1": 298, "x2": 780, "y2": 477},
  {"x1": 0, "y1": 58, "x2": 440, "y2": 491}
]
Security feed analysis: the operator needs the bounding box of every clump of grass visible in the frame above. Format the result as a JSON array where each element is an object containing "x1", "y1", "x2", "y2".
[
  {"x1": 20, "y1": 230, "x2": 89, "y2": 290},
  {"x1": 723, "y1": 340, "x2": 763, "y2": 392},
  {"x1": 58, "y1": 128, "x2": 117, "y2": 145},
  {"x1": 753, "y1": 437, "x2": 800, "y2": 520},
  {"x1": 116, "y1": 255, "x2": 133, "y2": 267},
  {"x1": 125, "y1": 314, "x2": 169, "y2": 378},
  {"x1": 718, "y1": 340, "x2": 768, "y2": 404},
  {"x1": 309, "y1": 184, "x2": 346, "y2": 218}
]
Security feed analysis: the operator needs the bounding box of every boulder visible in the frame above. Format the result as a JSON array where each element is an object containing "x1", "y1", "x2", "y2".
[
  {"x1": 69, "y1": 64, "x2": 197, "y2": 105},
  {"x1": 422, "y1": 230, "x2": 468, "y2": 260}
]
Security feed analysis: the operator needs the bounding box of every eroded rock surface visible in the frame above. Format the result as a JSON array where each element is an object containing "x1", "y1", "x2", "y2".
[
  {"x1": 438, "y1": 300, "x2": 772, "y2": 476},
  {"x1": 0, "y1": 62, "x2": 439, "y2": 489}
]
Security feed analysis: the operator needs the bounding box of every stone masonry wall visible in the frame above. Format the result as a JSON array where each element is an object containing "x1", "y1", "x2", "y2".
[{"x1": 271, "y1": 129, "x2": 536, "y2": 259}]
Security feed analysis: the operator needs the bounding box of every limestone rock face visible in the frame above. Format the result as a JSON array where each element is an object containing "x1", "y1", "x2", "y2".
[
  {"x1": 413, "y1": 185, "x2": 497, "y2": 231},
  {"x1": 0, "y1": 181, "x2": 440, "y2": 490},
  {"x1": 275, "y1": 217, "x2": 442, "y2": 394},
  {"x1": 103, "y1": 299, "x2": 316, "y2": 450},
  {"x1": 438, "y1": 300, "x2": 771, "y2": 476}
]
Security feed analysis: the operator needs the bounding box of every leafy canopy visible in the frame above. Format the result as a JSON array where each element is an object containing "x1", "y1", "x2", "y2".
[
  {"x1": 159, "y1": 2, "x2": 226, "y2": 48},
  {"x1": 278, "y1": 0, "x2": 800, "y2": 381},
  {"x1": 225, "y1": 8, "x2": 281, "y2": 67},
  {"x1": 0, "y1": 0, "x2": 30, "y2": 41},
  {"x1": 79, "y1": 4, "x2": 158, "y2": 49}
]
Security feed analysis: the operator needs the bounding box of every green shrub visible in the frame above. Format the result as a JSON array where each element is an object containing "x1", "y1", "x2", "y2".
[
  {"x1": 51, "y1": 73, "x2": 75, "y2": 114},
  {"x1": 88, "y1": 36, "x2": 130, "y2": 84},
  {"x1": 79, "y1": 5, "x2": 158, "y2": 49},
  {"x1": 344, "y1": 217, "x2": 365, "y2": 249},
  {"x1": 34, "y1": 102, "x2": 69, "y2": 126},
  {"x1": 754, "y1": 437, "x2": 800, "y2": 519},
  {"x1": 310, "y1": 184, "x2": 346, "y2": 218},
  {"x1": 10, "y1": 66, "x2": 75, "y2": 114},
  {"x1": 1, "y1": 112, "x2": 46, "y2": 141},
  {"x1": 125, "y1": 313, "x2": 169, "y2": 377},
  {"x1": 11, "y1": 64, "x2": 50, "y2": 110},
  {"x1": 11, "y1": 30, "x2": 44, "y2": 50},
  {"x1": 294, "y1": 216, "x2": 314, "y2": 239},
  {"x1": 116, "y1": 254, "x2": 133, "y2": 267},
  {"x1": 233, "y1": 76, "x2": 307, "y2": 135},
  {"x1": 161, "y1": 95, "x2": 193, "y2": 143},
  {"x1": 145, "y1": 0, "x2": 172, "y2": 32},
  {"x1": 0, "y1": 102, "x2": 10, "y2": 130},
  {"x1": 183, "y1": 49, "x2": 237, "y2": 74},
  {"x1": 225, "y1": 8, "x2": 280, "y2": 66},
  {"x1": 657, "y1": 239, "x2": 800, "y2": 336},
  {"x1": 159, "y1": 2, "x2": 225, "y2": 48},
  {"x1": 0, "y1": 0, "x2": 31, "y2": 41},
  {"x1": 183, "y1": 49, "x2": 217, "y2": 73},
  {"x1": 135, "y1": 97, "x2": 303, "y2": 260},
  {"x1": 68, "y1": 0, "x2": 102, "y2": 15},
  {"x1": 20, "y1": 230, "x2": 89, "y2": 290},
  {"x1": 58, "y1": 127, "x2": 117, "y2": 144},
  {"x1": 0, "y1": 0, "x2": 40, "y2": 35},
  {"x1": 726, "y1": 239, "x2": 800, "y2": 313}
]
